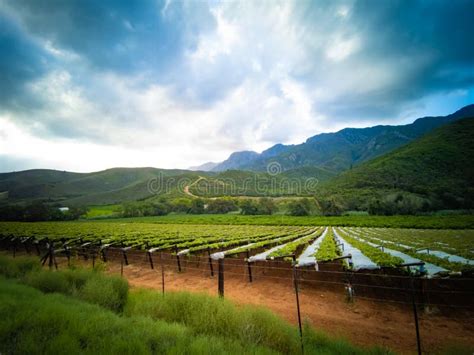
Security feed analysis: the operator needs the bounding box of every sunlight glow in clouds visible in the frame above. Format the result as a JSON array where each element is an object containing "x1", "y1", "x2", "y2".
[{"x1": 0, "y1": 0, "x2": 473, "y2": 172}]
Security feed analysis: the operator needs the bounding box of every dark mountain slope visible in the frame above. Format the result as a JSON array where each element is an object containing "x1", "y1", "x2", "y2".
[
  {"x1": 212, "y1": 104, "x2": 474, "y2": 173},
  {"x1": 323, "y1": 117, "x2": 474, "y2": 211}
]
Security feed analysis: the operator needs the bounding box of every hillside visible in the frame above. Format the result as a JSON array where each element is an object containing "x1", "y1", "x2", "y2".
[
  {"x1": 0, "y1": 167, "x2": 194, "y2": 206},
  {"x1": 211, "y1": 105, "x2": 474, "y2": 173},
  {"x1": 323, "y1": 118, "x2": 474, "y2": 211}
]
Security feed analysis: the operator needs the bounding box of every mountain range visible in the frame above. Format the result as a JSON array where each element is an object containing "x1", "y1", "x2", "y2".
[
  {"x1": 197, "y1": 105, "x2": 474, "y2": 173},
  {"x1": 1, "y1": 104, "x2": 473, "y2": 211}
]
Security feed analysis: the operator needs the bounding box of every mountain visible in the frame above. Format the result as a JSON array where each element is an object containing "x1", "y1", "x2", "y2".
[
  {"x1": 188, "y1": 162, "x2": 218, "y2": 171},
  {"x1": 322, "y1": 117, "x2": 474, "y2": 211},
  {"x1": 212, "y1": 151, "x2": 260, "y2": 171},
  {"x1": 0, "y1": 167, "x2": 193, "y2": 206},
  {"x1": 211, "y1": 104, "x2": 474, "y2": 173}
]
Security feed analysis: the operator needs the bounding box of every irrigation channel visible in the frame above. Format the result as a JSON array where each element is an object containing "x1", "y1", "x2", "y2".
[{"x1": 1, "y1": 231, "x2": 473, "y2": 354}]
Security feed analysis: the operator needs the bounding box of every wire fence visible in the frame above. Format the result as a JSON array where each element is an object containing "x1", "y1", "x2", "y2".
[{"x1": 2, "y1": 239, "x2": 474, "y2": 355}]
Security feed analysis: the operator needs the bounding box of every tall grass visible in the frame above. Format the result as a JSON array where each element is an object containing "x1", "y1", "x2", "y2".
[
  {"x1": 0, "y1": 278, "x2": 275, "y2": 354},
  {"x1": 0, "y1": 255, "x2": 128, "y2": 312},
  {"x1": 0, "y1": 255, "x2": 392, "y2": 354},
  {"x1": 125, "y1": 289, "x2": 391, "y2": 355}
]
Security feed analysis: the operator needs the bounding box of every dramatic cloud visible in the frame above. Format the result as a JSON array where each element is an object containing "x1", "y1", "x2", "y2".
[{"x1": 0, "y1": 0, "x2": 473, "y2": 172}]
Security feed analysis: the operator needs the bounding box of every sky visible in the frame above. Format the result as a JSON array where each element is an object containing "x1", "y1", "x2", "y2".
[{"x1": 0, "y1": 0, "x2": 473, "y2": 173}]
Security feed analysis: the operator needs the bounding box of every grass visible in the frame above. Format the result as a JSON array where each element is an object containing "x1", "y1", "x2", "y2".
[
  {"x1": 0, "y1": 255, "x2": 393, "y2": 354},
  {"x1": 85, "y1": 204, "x2": 121, "y2": 218},
  {"x1": 0, "y1": 278, "x2": 274, "y2": 355},
  {"x1": 93, "y1": 213, "x2": 474, "y2": 229}
]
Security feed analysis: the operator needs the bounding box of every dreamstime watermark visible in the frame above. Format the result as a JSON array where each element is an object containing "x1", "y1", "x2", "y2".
[{"x1": 147, "y1": 162, "x2": 319, "y2": 196}]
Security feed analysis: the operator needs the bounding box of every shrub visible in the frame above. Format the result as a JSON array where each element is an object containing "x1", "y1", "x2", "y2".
[
  {"x1": 0, "y1": 255, "x2": 40, "y2": 278},
  {"x1": 79, "y1": 275, "x2": 129, "y2": 312},
  {"x1": 25, "y1": 270, "x2": 70, "y2": 294}
]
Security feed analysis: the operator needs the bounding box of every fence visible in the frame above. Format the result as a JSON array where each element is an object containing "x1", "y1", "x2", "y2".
[{"x1": 1, "y1": 236, "x2": 473, "y2": 354}]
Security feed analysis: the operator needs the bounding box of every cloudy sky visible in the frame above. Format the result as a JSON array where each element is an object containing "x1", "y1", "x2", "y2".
[{"x1": 1, "y1": 0, "x2": 473, "y2": 172}]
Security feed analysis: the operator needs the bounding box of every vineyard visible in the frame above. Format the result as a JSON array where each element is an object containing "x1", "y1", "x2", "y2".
[
  {"x1": 1, "y1": 220, "x2": 474, "y2": 353},
  {"x1": 1, "y1": 221, "x2": 473, "y2": 275}
]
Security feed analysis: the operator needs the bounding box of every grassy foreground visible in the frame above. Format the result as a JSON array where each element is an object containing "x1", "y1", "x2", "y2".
[
  {"x1": 92, "y1": 213, "x2": 474, "y2": 229},
  {"x1": 0, "y1": 255, "x2": 391, "y2": 355}
]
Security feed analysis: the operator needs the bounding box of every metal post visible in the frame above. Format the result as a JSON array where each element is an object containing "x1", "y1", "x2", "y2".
[
  {"x1": 218, "y1": 258, "x2": 224, "y2": 298},
  {"x1": 293, "y1": 265, "x2": 304, "y2": 354},
  {"x1": 207, "y1": 248, "x2": 214, "y2": 277}
]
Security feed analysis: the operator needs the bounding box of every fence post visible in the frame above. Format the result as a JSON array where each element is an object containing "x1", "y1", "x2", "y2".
[
  {"x1": 160, "y1": 252, "x2": 165, "y2": 295},
  {"x1": 218, "y1": 258, "x2": 224, "y2": 298},
  {"x1": 207, "y1": 248, "x2": 214, "y2": 277},
  {"x1": 246, "y1": 250, "x2": 253, "y2": 283},
  {"x1": 409, "y1": 268, "x2": 422, "y2": 355},
  {"x1": 293, "y1": 264, "x2": 304, "y2": 354},
  {"x1": 175, "y1": 245, "x2": 182, "y2": 272},
  {"x1": 148, "y1": 251, "x2": 154, "y2": 270},
  {"x1": 120, "y1": 258, "x2": 124, "y2": 277}
]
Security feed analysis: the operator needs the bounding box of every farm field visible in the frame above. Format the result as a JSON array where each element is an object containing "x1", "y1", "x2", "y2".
[
  {"x1": 89, "y1": 214, "x2": 474, "y2": 229},
  {"x1": 1, "y1": 222, "x2": 474, "y2": 353},
  {"x1": 1, "y1": 221, "x2": 473, "y2": 275}
]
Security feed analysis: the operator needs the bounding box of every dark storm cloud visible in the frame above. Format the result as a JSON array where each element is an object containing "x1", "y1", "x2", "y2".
[
  {"x1": 0, "y1": 13, "x2": 50, "y2": 109},
  {"x1": 2, "y1": 0, "x2": 215, "y2": 75},
  {"x1": 311, "y1": 0, "x2": 474, "y2": 120}
]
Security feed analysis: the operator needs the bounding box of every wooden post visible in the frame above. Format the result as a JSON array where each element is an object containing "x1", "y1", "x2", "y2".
[
  {"x1": 122, "y1": 249, "x2": 129, "y2": 266},
  {"x1": 120, "y1": 259, "x2": 124, "y2": 277},
  {"x1": 409, "y1": 268, "x2": 422, "y2": 355},
  {"x1": 160, "y1": 253, "x2": 165, "y2": 295},
  {"x1": 175, "y1": 245, "x2": 182, "y2": 272},
  {"x1": 148, "y1": 251, "x2": 154, "y2": 270},
  {"x1": 293, "y1": 265, "x2": 304, "y2": 354},
  {"x1": 207, "y1": 248, "x2": 214, "y2": 277},
  {"x1": 218, "y1": 258, "x2": 224, "y2": 298},
  {"x1": 246, "y1": 250, "x2": 253, "y2": 282}
]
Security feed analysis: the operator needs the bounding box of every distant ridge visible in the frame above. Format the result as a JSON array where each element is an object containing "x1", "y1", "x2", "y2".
[{"x1": 211, "y1": 104, "x2": 474, "y2": 173}]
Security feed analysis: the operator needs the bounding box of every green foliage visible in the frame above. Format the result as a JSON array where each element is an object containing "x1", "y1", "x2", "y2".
[
  {"x1": 0, "y1": 279, "x2": 273, "y2": 355},
  {"x1": 0, "y1": 202, "x2": 88, "y2": 222},
  {"x1": 337, "y1": 229, "x2": 404, "y2": 268},
  {"x1": 18, "y1": 267, "x2": 130, "y2": 313},
  {"x1": 325, "y1": 118, "x2": 474, "y2": 213},
  {"x1": 239, "y1": 198, "x2": 277, "y2": 215},
  {"x1": 287, "y1": 198, "x2": 315, "y2": 216},
  {"x1": 269, "y1": 228, "x2": 322, "y2": 259},
  {"x1": 0, "y1": 255, "x2": 40, "y2": 278},
  {"x1": 315, "y1": 228, "x2": 339, "y2": 261},
  {"x1": 79, "y1": 274, "x2": 129, "y2": 312},
  {"x1": 0, "y1": 257, "x2": 390, "y2": 354},
  {"x1": 206, "y1": 198, "x2": 239, "y2": 214}
]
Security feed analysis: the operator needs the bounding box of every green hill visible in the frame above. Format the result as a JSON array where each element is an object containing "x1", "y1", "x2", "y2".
[{"x1": 323, "y1": 118, "x2": 474, "y2": 212}]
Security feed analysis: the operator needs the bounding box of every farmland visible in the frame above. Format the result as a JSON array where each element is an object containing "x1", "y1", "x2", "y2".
[
  {"x1": 1, "y1": 220, "x2": 474, "y2": 353},
  {"x1": 1, "y1": 220, "x2": 473, "y2": 274}
]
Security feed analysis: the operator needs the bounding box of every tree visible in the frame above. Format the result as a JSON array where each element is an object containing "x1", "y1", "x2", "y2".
[
  {"x1": 239, "y1": 199, "x2": 259, "y2": 215},
  {"x1": 257, "y1": 197, "x2": 277, "y2": 215},
  {"x1": 287, "y1": 198, "x2": 312, "y2": 216},
  {"x1": 189, "y1": 198, "x2": 205, "y2": 214},
  {"x1": 206, "y1": 198, "x2": 238, "y2": 214}
]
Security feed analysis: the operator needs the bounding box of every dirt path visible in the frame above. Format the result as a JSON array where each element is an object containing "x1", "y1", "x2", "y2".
[{"x1": 109, "y1": 263, "x2": 474, "y2": 354}]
